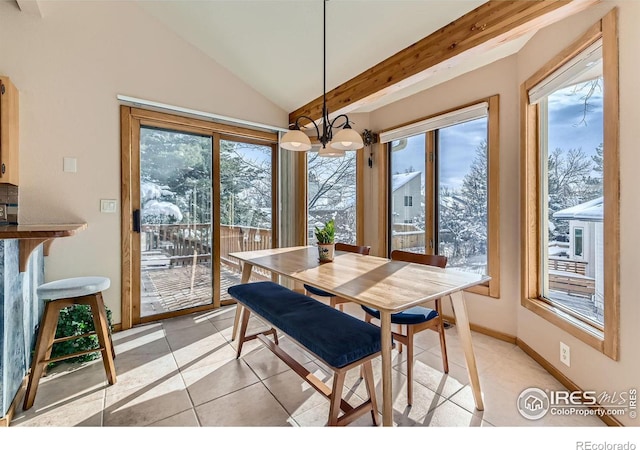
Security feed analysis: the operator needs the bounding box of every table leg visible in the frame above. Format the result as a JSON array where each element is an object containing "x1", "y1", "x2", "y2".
[
  {"x1": 380, "y1": 310, "x2": 393, "y2": 426},
  {"x1": 450, "y1": 290, "x2": 484, "y2": 411},
  {"x1": 231, "y1": 262, "x2": 254, "y2": 341}
]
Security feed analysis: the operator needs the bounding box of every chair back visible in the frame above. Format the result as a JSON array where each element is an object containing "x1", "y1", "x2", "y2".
[
  {"x1": 390, "y1": 250, "x2": 447, "y2": 268},
  {"x1": 336, "y1": 243, "x2": 371, "y2": 256}
]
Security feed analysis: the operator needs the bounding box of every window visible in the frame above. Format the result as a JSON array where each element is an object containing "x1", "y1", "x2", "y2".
[
  {"x1": 404, "y1": 196, "x2": 413, "y2": 207},
  {"x1": 521, "y1": 11, "x2": 619, "y2": 358},
  {"x1": 307, "y1": 149, "x2": 357, "y2": 245},
  {"x1": 382, "y1": 96, "x2": 500, "y2": 297},
  {"x1": 437, "y1": 117, "x2": 489, "y2": 275},
  {"x1": 574, "y1": 228, "x2": 584, "y2": 258}
]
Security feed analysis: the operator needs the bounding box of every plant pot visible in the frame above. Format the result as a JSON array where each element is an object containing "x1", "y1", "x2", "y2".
[{"x1": 317, "y1": 243, "x2": 335, "y2": 262}]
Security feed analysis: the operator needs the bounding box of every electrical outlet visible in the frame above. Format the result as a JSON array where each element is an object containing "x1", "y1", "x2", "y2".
[{"x1": 560, "y1": 342, "x2": 571, "y2": 367}]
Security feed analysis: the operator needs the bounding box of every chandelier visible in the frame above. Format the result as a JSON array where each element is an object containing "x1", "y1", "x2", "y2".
[{"x1": 280, "y1": 0, "x2": 364, "y2": 157}]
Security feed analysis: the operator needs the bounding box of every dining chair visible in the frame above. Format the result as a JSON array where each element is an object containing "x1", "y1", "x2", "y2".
[
  {"x1": 361, "y1": 250, "x2": 449, "y2": 406},
  {"x1": 304, "y1": 243, "x2": 371, "y2": 311}
]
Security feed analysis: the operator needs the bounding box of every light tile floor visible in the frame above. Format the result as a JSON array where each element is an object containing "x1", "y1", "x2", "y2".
[{"x1": 10, "y1": 302, "x2": 606, "y2": 427}]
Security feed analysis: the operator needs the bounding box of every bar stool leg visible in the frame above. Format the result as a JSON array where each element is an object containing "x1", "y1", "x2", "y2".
[
  {"x1": 89, "y1": 293, "x2": 116, "y2": 385},
  {"x1": 95, "y1": 292, "x2": 116, "y2": 360},
  {"x1": 23, "y1": 301, "x2": 63, "y2": 410}
]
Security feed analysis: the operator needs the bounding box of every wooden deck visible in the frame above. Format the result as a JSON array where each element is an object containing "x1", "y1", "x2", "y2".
[{"x1": 141, "y1": 256, "x2": 242, "y2": 317}]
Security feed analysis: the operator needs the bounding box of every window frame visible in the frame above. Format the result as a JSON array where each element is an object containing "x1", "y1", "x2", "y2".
[
  {"x1": 384, "y1": 95, "x2": 501, "y2": 298},
  {"x1": 520, "y1": 10, "x2": 619, "y2": 359}
]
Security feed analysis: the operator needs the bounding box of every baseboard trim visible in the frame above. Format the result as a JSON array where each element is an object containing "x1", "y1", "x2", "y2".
[
  {"x1": 517, "y1": 338, "x2": 623, "y2": 427},
  {"x1": 442, "y1": 314, "x2": 517, "y2": 344},
  {"x1": 441, "y1": 315, "x2": 622, "y2": 427},
  {"x1": 0, "y1": 376, "x2": 27, "y2": 427}
]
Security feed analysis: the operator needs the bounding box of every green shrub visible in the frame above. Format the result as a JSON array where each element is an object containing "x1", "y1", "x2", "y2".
[{"x1": 49, "y1": 304, "x2": 113, "y2": 368}]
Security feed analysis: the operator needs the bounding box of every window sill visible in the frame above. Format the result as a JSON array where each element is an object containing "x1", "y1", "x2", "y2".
[
  {"x1": 522, "y1": 296, "x2": 605, "y2": 354},
  {"x1": 465, "y1": 281, "x2": 499, "y2": 299}
]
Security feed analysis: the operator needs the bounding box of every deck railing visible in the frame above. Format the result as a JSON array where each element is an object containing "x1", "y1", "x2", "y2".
[
  {"x1": 220, "y1": 225, "x2": 272, "y2": 276},
  {"x1": 547, "y1": 257, "x2": 593, "y2": 298},
  {"x1": 548, "y1": 257, "x2": 588, "y2": 276},
  {"x1": 141, "y1": 223, "x2": 272, "y2": 276}
]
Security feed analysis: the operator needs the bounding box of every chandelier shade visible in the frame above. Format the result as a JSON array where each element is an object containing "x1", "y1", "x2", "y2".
[
  {"x1": 280, "y1": 129, "x2": 312, "y2": 151},
  {"x1": 318, "y1": 146, "x2": 346, "y2": 158},
  {"x1": 330, "y1": 127, "x2": 362, "y2": 151},
  {"x1": 280, "y1": 0, "x2": 364, "y2": 156}
]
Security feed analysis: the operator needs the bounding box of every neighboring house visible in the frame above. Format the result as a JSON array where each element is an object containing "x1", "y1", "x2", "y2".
[
  {"x1": 553, "y1": 197, "x2": 604, "y2": 313},
  {"x1": 391, "y1": 171, "x2": 422, "y2": 224}
]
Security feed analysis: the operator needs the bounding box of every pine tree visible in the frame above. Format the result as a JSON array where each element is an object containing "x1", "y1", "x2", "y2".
[{"x1": 460, "y1": 141, "x2": 488, "y2": 255}]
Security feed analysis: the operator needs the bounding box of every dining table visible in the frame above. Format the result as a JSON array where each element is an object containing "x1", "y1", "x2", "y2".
[{"x1": 229, "y1": 245, "x2": 490, "y2": 426}]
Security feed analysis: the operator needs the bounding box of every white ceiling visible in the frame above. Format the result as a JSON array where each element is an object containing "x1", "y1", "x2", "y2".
[
  {"x1": 134, "y1": 0, "x2": 535, "y2": 114},
  {"x1": 12, "y1": 0, "x2": 536, "y2": 114}
]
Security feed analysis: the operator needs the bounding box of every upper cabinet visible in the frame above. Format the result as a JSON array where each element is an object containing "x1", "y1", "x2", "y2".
[{"x1": 0, "y1": 76, "x2": 19, "y2": 186}]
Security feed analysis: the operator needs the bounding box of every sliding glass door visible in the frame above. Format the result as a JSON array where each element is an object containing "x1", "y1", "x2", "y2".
[
  {"x1": 120, "y1": 106, "x2": 279, "y2": 327},
  {"x1": 139, "y1": 126, "x2": 213, "y2": 317},
  {"x1": 219, "y1": 138, "x2": 276, "y2": 301}
]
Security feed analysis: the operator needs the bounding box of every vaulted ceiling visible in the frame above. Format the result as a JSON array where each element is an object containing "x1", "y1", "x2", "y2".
[
  {"x1": 13, "y1": 0, "x2": 600, "y2": 120},
  {"x1": 135, "y1": 0, "x2": 497, "y2": 114}
]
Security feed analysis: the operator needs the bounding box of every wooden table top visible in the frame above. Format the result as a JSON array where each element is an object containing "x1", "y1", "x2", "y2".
[{"x1": 230, "y1": 246, "x2": 490, "y2": 313}]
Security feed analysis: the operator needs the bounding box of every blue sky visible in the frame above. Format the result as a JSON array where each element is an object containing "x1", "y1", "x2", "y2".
[
  {"x1": 391, "y1": 80, "x2": 603, "y2": 191},
  {"x1": 391, "y1": 118, "x2": 487, "y2": 190},
  {"x1": 548, "y1": 80, "x2": 603, "y2": 159}
]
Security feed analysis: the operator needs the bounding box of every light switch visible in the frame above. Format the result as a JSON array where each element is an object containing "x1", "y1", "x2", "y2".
[
  {"x1": 100, "y1": 199, "x2": 117, "y2": 213},
  {"x1": 63, "y1": 157, "x2": 77, "y2": 173}
]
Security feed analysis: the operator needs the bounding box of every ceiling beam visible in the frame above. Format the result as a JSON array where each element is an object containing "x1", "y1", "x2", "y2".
[
  {"x1": 16, "y1": 0, "x2": 43, "y2": 17},
  {"x1": 289, "y1": 0, "x2": 601, "y2": 124}
]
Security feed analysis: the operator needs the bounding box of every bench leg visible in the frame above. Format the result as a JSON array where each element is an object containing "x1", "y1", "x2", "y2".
[
  {"x1": 362, "y1": 361, "x2": 380, "y2": 426},
  {"x1": 328, "y1": 371, "x2": 347, "y2": 426},
  {"x1": 236, "y1": 306, "x2": 251, "y2": 358},
  {"x1": 231, "y1": 304, "x2": 243, "y2": 341}
]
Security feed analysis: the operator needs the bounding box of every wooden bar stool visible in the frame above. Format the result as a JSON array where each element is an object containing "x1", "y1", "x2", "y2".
[{"x1": 23, "y1": 276, "x2": 117, "y2": 410}]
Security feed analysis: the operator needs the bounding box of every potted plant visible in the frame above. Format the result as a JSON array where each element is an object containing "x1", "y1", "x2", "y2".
[{"x1": 314, "y1": 219, "x2": 336, "y2": 262}]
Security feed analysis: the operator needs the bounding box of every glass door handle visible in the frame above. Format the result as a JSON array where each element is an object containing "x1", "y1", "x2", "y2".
[{"x1": 133, "y1": 209, "x2": 141, "y2": 233}]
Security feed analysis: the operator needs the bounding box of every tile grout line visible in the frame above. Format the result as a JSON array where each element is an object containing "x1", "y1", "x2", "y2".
[{"x1": 162, "y1": 322, "x2": 203, "y2": 427}]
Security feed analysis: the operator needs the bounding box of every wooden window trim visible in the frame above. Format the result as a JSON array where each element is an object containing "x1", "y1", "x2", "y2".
[
  {"x1": 383, "y1": 95, "x2": 501, "y2": 298},
  {"x1": 356, "y1": 147, "x2": 365, "y2": 246},
  {"x1": 520, "y1": 10, "x2": 619, "y2": 359}
]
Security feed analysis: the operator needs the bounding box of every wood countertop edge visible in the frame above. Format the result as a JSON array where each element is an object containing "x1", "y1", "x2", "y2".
[{"x1": 0, "y1": 223, "x2": 87, "y2": 239}]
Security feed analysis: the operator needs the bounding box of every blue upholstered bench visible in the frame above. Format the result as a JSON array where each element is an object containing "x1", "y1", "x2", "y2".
[{"x1": 228, "y1": 281, "x2": 381, "y2": 426}]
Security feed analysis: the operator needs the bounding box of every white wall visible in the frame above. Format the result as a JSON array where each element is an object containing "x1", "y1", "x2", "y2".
[
  {"x1": 369, "y1": 55, "x2": 521, "y2": 336},
  {"x1": 0, "y1": 0, "x2": 286, "y2": 323},
  {"x1": 516, "y1": 0, "x2": 639, "y2": 427}
]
